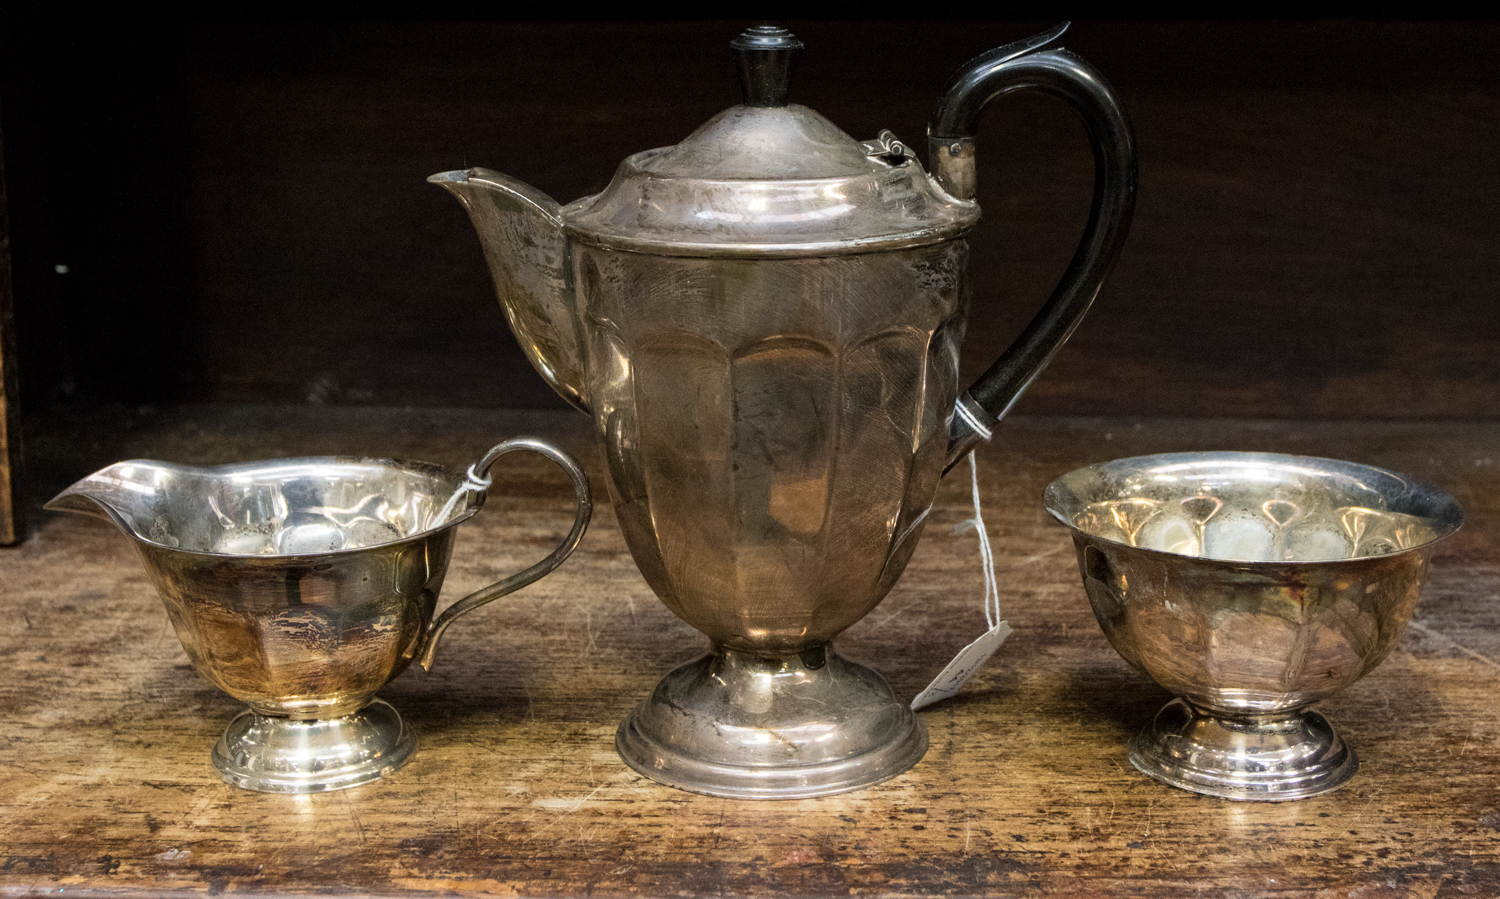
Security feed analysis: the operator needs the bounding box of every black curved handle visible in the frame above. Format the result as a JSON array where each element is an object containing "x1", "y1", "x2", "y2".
[{"x1": 932, "y1": 23, "x2": 1137, "y2": 471}]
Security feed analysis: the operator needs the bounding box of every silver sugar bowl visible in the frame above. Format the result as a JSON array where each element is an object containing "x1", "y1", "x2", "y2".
[{"x1": 1046, "y1": 452, "x2": 1462, "y2": 800}]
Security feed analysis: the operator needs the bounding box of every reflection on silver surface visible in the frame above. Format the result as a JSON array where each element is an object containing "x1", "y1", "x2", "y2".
[
  {"x1": 47, "y1": 438, "x2": 592, "y2": 793},
  {"x1": 1046, "y1": 452, "x2": 1462, "y2": 800}
]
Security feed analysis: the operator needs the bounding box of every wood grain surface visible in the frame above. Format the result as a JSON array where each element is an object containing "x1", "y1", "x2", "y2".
[{"x1": 2, "y1": 407, "x2": 1498, "y2": 897}]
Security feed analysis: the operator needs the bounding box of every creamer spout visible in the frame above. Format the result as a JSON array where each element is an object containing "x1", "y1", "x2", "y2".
[{"x1": 44, "y1": 460, "x2": 188, "y2": 541}]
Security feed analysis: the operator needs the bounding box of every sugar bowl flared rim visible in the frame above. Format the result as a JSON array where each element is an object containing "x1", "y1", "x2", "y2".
[{"x1": 1043, "y1": 451, "x2": 1464, "y2": 566}]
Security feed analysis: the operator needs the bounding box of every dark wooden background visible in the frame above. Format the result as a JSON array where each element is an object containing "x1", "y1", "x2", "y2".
[{"x1": 1, "y1": 15, "x2": 1496, "y2": 419}]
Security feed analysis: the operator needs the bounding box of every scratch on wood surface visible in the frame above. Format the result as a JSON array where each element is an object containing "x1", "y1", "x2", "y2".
[
  {"x1": 523, "y1": 774, "x2": 628, "y2": 844},
  {"x1": 1406, "y1": 619, "x2": 1500, "y2": 669},
  {"x1": 337, "y1": 788, "x2": 367, "y2": 846},
  {"x1": 451, "y1": 787, "x2": 466, "y2": 854},
  {"x1": 577, "y1": 823, "x2": 599, "y2": 860},
  {"x1": 1139, "y1": 798, "x2": 1180, "y2": 869},
  {"x1": 1348, "y1": 793, "x2": 1380, "y2": 829},
  {"x1": 584, "y1": 608, "x2": 599, "y2": 654},
  {"x1": 167, "y1": 790, "x2": 218, "y2": 831},
  {"x1": 1457, "y1": 723, "x2": 1477, "y2": 759},
  {"x1": 1023, "y1": 542, "x2": 1068, "y2": 564},
  {"x1": 865, "y1": 595, "x2": 919, "y2": 631}
]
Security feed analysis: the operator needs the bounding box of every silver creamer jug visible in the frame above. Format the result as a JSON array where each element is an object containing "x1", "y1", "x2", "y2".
[{"x1": 431, "y1": 23, "x2": 1136, "y2": 799}]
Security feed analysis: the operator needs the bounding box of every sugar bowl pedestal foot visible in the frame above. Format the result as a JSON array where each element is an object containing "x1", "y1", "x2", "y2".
[
  {"x1": 616, "y1": 645, "x2": 928, "y2": 800},
  {"x1": 1127, "y1": 698, "x2": 1357, "y2": 801}
]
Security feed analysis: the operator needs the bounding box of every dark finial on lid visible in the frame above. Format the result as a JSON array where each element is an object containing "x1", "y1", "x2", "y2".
[{"x1": 731, "y1": 24, "x2": 803, "y2": 108}]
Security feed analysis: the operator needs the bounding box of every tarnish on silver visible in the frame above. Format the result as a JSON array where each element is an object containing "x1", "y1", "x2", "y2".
[
  {"x1": 554, "y1": 112, "x2": 979, "y2": 258},
  {"x1": 432, "y1": 22, "x2": 1136, "y2": 799},
  {"x1": 930, "y1": 137, "x2": 977, "y2": 204},
  {"x1": 1046, "y1": 452, "x2": 1463, "y2": 801},
  {"x1": 46, "y1": 438, "x2": 592, "y2": 793}
]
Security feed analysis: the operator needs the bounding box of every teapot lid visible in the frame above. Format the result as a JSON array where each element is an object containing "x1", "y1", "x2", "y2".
[{"x1": 561, "y1": 25, "x2": 979, "y2": 258}]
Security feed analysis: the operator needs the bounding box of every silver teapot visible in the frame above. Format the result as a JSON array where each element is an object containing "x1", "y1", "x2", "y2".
[{"x1": 432, "y1": 23, "x2": 1136, "y2": 798}]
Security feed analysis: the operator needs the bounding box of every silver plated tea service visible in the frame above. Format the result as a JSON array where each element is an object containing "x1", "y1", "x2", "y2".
[{"x1": 39, "y1": 23, "x2": 1471, "y2": 807}]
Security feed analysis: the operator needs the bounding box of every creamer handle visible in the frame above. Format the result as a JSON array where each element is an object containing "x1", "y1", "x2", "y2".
[{"x1": 418, "y1": 437, "x2": 592, "y2": 671}]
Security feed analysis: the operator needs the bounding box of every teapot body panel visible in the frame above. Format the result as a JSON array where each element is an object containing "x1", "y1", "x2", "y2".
[{"x1": 574, "y1": 241, "x2": 968, "y2": 651}]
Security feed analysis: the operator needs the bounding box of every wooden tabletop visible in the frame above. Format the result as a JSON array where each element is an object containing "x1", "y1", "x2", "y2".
[{"x1": 3, "y1": 407, "x2": 1497, "y2": 897}]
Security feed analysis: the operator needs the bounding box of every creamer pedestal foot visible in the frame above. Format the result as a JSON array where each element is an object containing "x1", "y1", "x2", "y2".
[{"x1": 212, "y1": 699, "x2": 416, "y2": 794}]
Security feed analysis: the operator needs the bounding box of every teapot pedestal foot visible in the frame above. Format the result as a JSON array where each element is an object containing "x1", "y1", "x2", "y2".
[
  {"x1": 1128, "y1": 698, "x2": 1358, "y2": 801},
  {"x1": 616, "y1": 644, "x2": 927, "y2": 799},
  {"x1": 212, "y1": 699, "x2": 416, "y2": 794}
]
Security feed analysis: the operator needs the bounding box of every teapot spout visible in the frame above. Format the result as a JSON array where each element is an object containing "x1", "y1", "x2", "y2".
[{"x1": 429, "y1": 169, "x2": 589, "y2": 413}]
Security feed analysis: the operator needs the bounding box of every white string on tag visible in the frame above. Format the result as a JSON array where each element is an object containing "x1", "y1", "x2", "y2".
[
  {"x1": 432, "y1": 464, "x2": 494, "y2": 528},
  {"x1": 911, "y1": 451, "x2": 1012, "y2": 711},
  {"x1": 962, "y1": 449, "x2": 1002, "y2": 630}
]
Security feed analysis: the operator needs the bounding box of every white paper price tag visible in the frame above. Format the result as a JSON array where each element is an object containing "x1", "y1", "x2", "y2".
[
  {"x1": 911, "y1": 621, "x2": 1011, "y2": 710},
  {"x1": 911, "y1": 451, "x2": 1011, "y2": 711}
]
